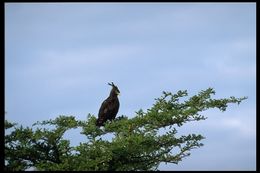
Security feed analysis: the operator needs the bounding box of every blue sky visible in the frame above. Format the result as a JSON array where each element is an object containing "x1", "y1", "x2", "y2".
[{"x1": 5, "y1": 3, "x2": 256, "y2": 171}]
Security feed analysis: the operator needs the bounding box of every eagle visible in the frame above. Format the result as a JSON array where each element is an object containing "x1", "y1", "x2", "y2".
[{"x1": 96, "y1": 82, "x2": 120, "y2": 126}]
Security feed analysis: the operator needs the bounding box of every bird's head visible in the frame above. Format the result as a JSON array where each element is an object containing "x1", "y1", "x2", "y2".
[{"x1": 108, "y1": 82, "x2": 120, "y2": 96}]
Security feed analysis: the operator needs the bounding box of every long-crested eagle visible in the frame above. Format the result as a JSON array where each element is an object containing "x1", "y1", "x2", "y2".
[{"x1": 96, "y1": 82, "x2": 120, "y2": 126}]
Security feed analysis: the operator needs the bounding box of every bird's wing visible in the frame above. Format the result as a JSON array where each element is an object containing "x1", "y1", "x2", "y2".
[{"x1": 98, "y1": 100, "x2": 109, "y2": 117}]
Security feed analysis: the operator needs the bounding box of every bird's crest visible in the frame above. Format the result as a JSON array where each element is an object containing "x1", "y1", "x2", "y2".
[
  {"x1": 108, "y1": 82, "x2": 116, "y2": 87},
  {"x1": 108, "y1": 82, "x2": 120, "y2": 95}
]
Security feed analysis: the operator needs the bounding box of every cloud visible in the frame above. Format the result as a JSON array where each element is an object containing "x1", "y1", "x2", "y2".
[
  {"x1": 201, "y1": 106, "x2": 256, "y2": 139},
  {"x1": 219, "y1": 116, "x2": 256, "y2": 138}
]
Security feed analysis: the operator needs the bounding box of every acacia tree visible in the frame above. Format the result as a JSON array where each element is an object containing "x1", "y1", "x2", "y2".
[{"x1": 5, "y1": 88, "x2": 247, "y2": 171}]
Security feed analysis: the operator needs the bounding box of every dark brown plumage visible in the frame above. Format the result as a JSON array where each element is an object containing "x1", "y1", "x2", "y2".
[{"x1": 96, "y1": 82, "x2": 120, "y2": 126}]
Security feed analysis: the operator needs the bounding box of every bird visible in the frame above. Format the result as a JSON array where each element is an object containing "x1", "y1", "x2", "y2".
[{"x1": 96, "y1": 82, "x2": 120, "y2": 126}]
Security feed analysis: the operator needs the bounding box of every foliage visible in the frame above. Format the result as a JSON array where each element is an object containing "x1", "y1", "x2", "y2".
[{"x1": 4, "y1": 88, "x2": 247, "y2": 171}]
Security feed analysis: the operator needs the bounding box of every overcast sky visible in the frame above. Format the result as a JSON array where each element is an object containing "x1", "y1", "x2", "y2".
[{"x1": 5, "y1": 3, "x2": 256, "y2": 171}]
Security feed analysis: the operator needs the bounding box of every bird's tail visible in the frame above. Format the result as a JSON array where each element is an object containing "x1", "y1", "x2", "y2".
[{"x1": 96, "y1": 118, "x2": 104, "y2": 127}]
